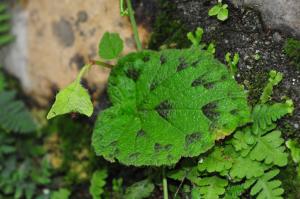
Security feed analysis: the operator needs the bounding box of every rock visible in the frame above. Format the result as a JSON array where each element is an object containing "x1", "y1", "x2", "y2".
[
  {"x1": 229, "y1": 0, "x2": 300, "y2": 38},
  {"x1": 4, "y1": 0, "x2": 150, "y2": 106}
]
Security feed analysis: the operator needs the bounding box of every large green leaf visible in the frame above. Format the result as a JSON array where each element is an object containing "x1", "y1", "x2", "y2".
[{"x1": 92, "y1": 48, "x2": 251, "y2": 166}]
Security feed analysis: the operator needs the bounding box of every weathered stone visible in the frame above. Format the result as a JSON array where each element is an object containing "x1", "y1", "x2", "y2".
[
  {"x1": 4, "y1": 0, "x2": 149, "y2": 106},
  {"x1": 229, "y1": 0, "x2": 300, "y2": 38}
]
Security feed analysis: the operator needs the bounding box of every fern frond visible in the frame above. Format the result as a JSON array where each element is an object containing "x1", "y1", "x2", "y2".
[
  {"x1": 89, "y1": 169, "x2": 108, "y2": 199},
  {"x1": 252, "y1": 100, "x2": 294, "y2": 133},
  {"x1": 194, "y1": 176, "x2": 228, "y2": 199},
  {"x1": 260, "y1": 70, "x2": 283, "y2": 104},
  {"x1": 0, "y1": 91, "x2": 37, "y2": 133},
  {"x1": 0, "y1": 3, "x2": 13, "y2": 47},
  {"x1": 250, "y1": 169, "x2": 284, "y2": 199},
  {"x1": 224, "y1": 184, "x2": 245, "y2": 199}
]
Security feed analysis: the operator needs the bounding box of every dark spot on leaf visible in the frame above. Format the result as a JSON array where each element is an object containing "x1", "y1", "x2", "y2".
[
  {"x1": 221, "y1": 74, "x2": 228, "y2": 81},
  {"x1": 114, "y1": 148, "x2": 120, "y2": 155},
  {"x1": 185, "y1": 133, "x2": 201, "y2": 147},
  {"x1": 129, "y1": 152, "x2": 140, "y2": 161},
  {"x1": 109, "y1": 141, "x2": 118, "y2": 147},
  {"x1": 126, "y1": 68, "x2": 140, "y2": 81},
  {"x1": 203, "y1": 82, "x2": 215, "y2": 89},
  {"x1": 143, "y1": 55, "x2": 150, "y2": 62},
  {"x1": 192, "y1": 76, "x2": 205, "y2": 87},
  {"x1": 191, "y1": 60, "x2": 200, "y2": 67},
  {"x1": 160, "y1": 55, "x2": 166, "y2": 65},
  {"x1": 230, "y1": 109, "x2": 239, "y2": 116},
  {"x1": 177, "y1": 57, "x2": 189, "y2": 72},
  {"x1": 167, "y1": 154, "x2": 173, "y2": 160},
  {"x1": 154, "y1": 143, "x2": 163, "y2": 153},
  {"x1": 165, "y1": 144, "x2": 173, "y2": 151},
  {"x1": 137, "y1": 130, "x2": 146, "y2": 137},
  {"x1": 202, "y1": 102, "x2": 219, "y2": 121},
  {"x1": 150, "y1": 81, "x2": 158, "y2": 91},
  {"x1": 155, "y1": 100, "x2": 172, "y2": 120}
]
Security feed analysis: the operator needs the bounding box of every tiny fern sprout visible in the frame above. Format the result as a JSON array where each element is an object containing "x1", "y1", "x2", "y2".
[
  {"x1": 208, "y1": 1, "x2": 229, "y2": 21},
  {"x1": 225, "y1": 52, "x2": 239, "y2": 76},
  {"x1": 187, "y1": 27, "x2": 204, "y2": 47},
  {"x1": 47, "y1": 64, "x2": 93, "y2": 119}
]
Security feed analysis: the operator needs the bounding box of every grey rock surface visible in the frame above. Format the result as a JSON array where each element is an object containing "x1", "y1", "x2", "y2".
[{"x1": 229, "y1": 0, "x2": 300, "y2": 38}]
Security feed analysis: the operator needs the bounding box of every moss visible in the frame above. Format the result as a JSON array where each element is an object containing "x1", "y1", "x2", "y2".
[
  {"x1": 284, "y1": 38, "x2": 300, "y2": 69},
  {"x1": 148, "y1": 0, "x2": 190, "y2": 50}
]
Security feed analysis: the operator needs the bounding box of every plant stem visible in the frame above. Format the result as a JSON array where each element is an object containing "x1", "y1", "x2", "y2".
[
  {"x1": 125, "y1": 0, "x2": 142, "y2": 51},
  {"x1": 91, "y1": 60, "x2": 114, "y2": 69},
  {"x1": 162, "y1": 167, "x2": 169, "y2": 199}
]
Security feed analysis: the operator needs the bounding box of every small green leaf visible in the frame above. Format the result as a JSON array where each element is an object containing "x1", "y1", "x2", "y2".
[
  {"x1": 250, "y1": 169, "x2": 284, "y2": 199},
  {"x1": 47, "y1": 65, "x2": 93, "y2": 119},
  {"x1": 99, "y1": 32, "x2": 124, "y2": 60},
  {"x1": 208, "y1": 4, "x2": 222, "y2": 16},
  {"x1": 124, "y1": 179, "x2": 154, "y2": 199},
  {"x1": 89, "y1": 169, "x2": 108, "y2": 199},
  {"x1": 286, "y1": 139, "x2": 300, "y2": 163},
  {"x1": 194, "y1": 176, "x2": 228, "y2": 199},
  {"x1": 51, "y1": 188, "x2": 71, "y2": 199},
  {"x1": 217, "y1": 8, "x2": 229, "y2": 21},
  {"x1": 230, "y1": 156, "x2": 265, "y2": 179}
]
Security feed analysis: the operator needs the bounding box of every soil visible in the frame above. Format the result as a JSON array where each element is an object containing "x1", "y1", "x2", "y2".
[{"x1": 171, "y1": 0, "x2": 300, "y2": 141}]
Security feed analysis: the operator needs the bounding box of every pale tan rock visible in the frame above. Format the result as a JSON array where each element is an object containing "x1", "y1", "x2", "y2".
[{"x1": 5, "y1": 0, "x2": 149, "y2": 106}]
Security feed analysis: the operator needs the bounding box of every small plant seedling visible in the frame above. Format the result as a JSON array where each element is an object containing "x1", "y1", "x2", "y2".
[
  {"x1": 187, "y1": 27, "x2": 204, "y2": 47},
  {"x1": 208, "y1": 1, "x2": 229, "y2": 21},
  {"x1": 225, "y1": 52, "x2": 239, "y2": 76},
  {"x1": 253, "y1": 53, "x2": 261, "y2": 61},
  {"x1": 187, "y1": 27, "x2": 216, "y2": 54}
]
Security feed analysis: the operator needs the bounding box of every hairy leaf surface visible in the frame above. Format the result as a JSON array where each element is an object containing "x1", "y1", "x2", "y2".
[{"x1": 93, "y1": 48, "x2": 251, "y2": 166}]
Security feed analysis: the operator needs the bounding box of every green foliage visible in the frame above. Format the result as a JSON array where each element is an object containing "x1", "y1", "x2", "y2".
[
  {"x1": 225, "y1": 52, "x2": 239, "y2": 76},
  {"x1": 252, "y1": 100, "x2": 294, "y2": 133},
  {"x1": 0, "y1": 91, "x2": 37, "y2": 133},
  {"x1": 98, "y1": 32, "x2": 124, "y2": 60},
  {"x1": 198, "y1": 147, "x2": 233, "y2": 174},
  {"x1": 193, "y1": 176, "x2": 228, "y2": 199},
  {"x1": 0, "y1": 3, "x2": 14, "y2": 46},
  {"x1": 249, "y1": 169, "x2": 284, "y2": 199},
  {"x1": 89, "y1": 169, "x2": 108, "y2": 199},
  {"x1": 223, "y1": 184, "x2": 245, "y2": 199},
  {"x1": 260, "y1": 70, "x2": 283, "y2": 104},
  {"x1": 187, "y1": 27, "x2": 204, "y2": 47},
  {"x1": 92, "y1": 47, "x2": 250, "y2": 166},
  {"x1": 284, "y1": 38, "x2": 300, "y2": 67},
  {"x1": 0, "y1": 71, "x2": 5, "y2": 92},
  {"x1": 208, "y1": 2, "x2": 229, "y2": 21},
  {"x1": 0, "y1": 129, "x2": 51, "y2": 199},
  {"x1": 47, "y1": 64, "x2": 93, "y2": 119},
  {"x1": 51, "y1": 188, "x2": 71, "y2": 199},
  {"x1": 286, "y1": 139, "x2": 300, "y2": 163},
  {"x1": 187, "y1": 28, "x2": 216, "y2": 54},
  {"x1": 124, "y1": 179, "x2": 154, "y2": 199}
]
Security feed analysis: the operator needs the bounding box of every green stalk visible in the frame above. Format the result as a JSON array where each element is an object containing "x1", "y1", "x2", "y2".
[
  {"x1": 125, "y1": 0, "x2": 142, "y2": 51},
  {"x1": 162, "y1": 168, "x2": 169, "y2": 199}
]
